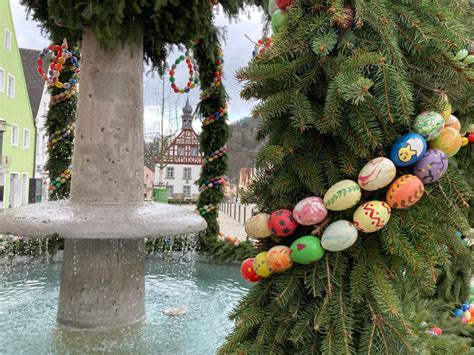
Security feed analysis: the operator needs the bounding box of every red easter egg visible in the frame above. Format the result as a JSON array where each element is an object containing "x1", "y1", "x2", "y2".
[
  {"x1": 274, "y1": 0, "x2": 294, "y2": 10},
  {"x1": 268, "y1": 209, "x2": 298, "y2": 237},
  {"x1": 431, "y1": 326, "x2": 442, "y2": 336},
  {"x1": 468, "y1": 133, "x2": 474, "y2": 143},
  {"x1": 386, "y1": 174, "x2": 424, "y2": 209},
  {"x1": 240, "y1": 258, "x2": 261, "y2": 282}
]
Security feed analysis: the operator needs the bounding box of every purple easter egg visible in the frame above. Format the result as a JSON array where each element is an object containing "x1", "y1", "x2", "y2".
[{"x1": 413, "y1": 149, "x2": 448, "y2": 184}]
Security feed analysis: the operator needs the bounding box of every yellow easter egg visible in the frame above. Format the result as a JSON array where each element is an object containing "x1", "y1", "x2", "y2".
[
  {"x1": 429, "y1": 127, "x2": 462, "y2": 157},
  {"x1": 440, "y1": 94, "x2": 452, "y2": 120},
  {"x1": 461, "y1": 137, "x2": 468, "y2": 147},
  {"x1": 353, "y1": 201, "x2": 391, "y2": 233},
  {"x1": 253, "y1": 251, "x2": 273, "y2": 278},
  {"x1": 444, "y1": 114, "x2": 461, "y2": 132},
  {"x1": 323, "y1": 180, "x2": 361, "y2": 211}
]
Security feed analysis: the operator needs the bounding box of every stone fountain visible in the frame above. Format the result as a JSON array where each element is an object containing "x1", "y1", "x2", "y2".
[{"x1": 0, "y1": 30, "x2": 206, "y2": 329}]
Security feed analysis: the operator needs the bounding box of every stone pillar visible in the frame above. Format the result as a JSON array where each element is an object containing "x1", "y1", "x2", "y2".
[{"x1": 57, "y1": 29, "x2": 146, "y2": 329}]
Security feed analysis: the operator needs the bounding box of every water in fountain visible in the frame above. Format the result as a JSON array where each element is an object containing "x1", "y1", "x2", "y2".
[{"x1": 0, "y1": 237, "x2": 249, "y2": 354}]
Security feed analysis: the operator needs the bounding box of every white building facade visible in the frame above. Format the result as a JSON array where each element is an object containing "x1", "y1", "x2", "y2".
[{"x1": 155, "y1": 98, "x2": 202, "y2": 201}]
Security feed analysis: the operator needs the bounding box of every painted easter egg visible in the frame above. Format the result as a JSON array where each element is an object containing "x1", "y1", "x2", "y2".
[
  {"x1": 440, "y1": 94, "x2": 452, "y2": 120},
  {"x1": 274, "y1": 0, "x2": 294, "y2": 10},
  {"x1": 353, "y1": 201, "x2": 391, "y2": 233},
  {"x1": 271, "y1": 9, "x2": 288, "y2": 34},
  {"x1": 245, "y1": 213, "x2": 272, "y2": 239},
  {"x1": 389, "y1": 133, "x2": 427, "y2": 167},
  {"x1": 292, "y1": 197, "x2": 328, "y2": 226},
  {"x1": 453, "y1": 308, "x2": 464, "y2": 318},
  {"x1": 290, "y1": 236, "x2": 325, "y2": 265},
  {"x1": 268, "y1": 209, "x2": 298, "y2": 237},
  {"x1": 253, "y1": 251, "x2": 272, "y2": 278},
  {"x1": 357, "y1": 157, "x2": 396, "y2": 191},
  {"x1": 444, "y1": 114, "x2": 461, "y2": 132},
  {"x1": 323, "y1": 180, "x2": 361, "y2": 211},
  {"x1": 413, "y1": 149, "x2": 448, "y2": 184},
  {"x1": 241, "y1": 258, "x2": 261, "y2": 282},
  {"x1": 386, "y1": 174, "x2": 424, "y2": 209},
  {"x1": 321, "y1": 220, "x2": 358, "y2": 252},
  {"x1": 266, "y1": 245, "x2": 293, "y2": 272},
  {"x1": 413, "y1": 111, "x2": 444, "y2": 141},
  {"x1": 429, "y1": 127, "x2": 462, "y2": 157},
  {"x1": 268, "y1": 0, "x2": 278, "y2": 15}
]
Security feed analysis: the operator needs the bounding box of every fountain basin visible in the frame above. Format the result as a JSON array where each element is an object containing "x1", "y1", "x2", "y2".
[{"x1": 0, "y1": 201, "x2": 206, "y2": 239}]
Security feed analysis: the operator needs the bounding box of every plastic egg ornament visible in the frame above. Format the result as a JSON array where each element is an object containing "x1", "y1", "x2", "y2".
[
  {"x1": 323, "y1": 180, "x2": 361, "y2": 211},
  {"x1": 253, "y1": 252, "x2": 273, "y2": 278},
  {"x1": 444, "y1": 114, "x2": 461, "y2": 132},
  {"x1": 266, "y1": 246, "x2": 293, "y2": 272},
  {"x1": 389, "y1": 133, "x2": 427, "y2": 167},
  {"x1": 290, "y1": 236, "x2": 325, "y2": 265},
  {"x1": 357, "y1": 157, "x2": 396, "y2": 191},
  {"x1": 386, "y1": 175, "x2": 424, "y2": 209},
  {"x1": 429, "y1": 127, "x2": 462, "y2": 157},
  {"x1": 413, "y1": 111, "x2": 444, "y2": 141},
  {"x1": 413, "y1": 149, "x2": 448, "y2": 184},
  {"x1": 244, "y1": 213, "x2": 272, "y2": 239},
  {"x1": 321, "y1": 220, "x2": 358, "y2": 252},
  {"x1": 268, "y1": 209, "x2": 298, "y2": 237},
  {"x1": 353, "y1": 201, "x2": 391, "y2": 233},
  {"x1": 292, "y1": 197, "x2": 328, "y2": 226},
  {"x1": 240, "y1": 258, "x2": 261, "y2": 282}
]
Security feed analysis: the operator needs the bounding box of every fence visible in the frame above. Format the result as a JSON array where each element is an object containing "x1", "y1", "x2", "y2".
[{"x1": 219, "y1": 203, "x2": 255, "y2": 226}]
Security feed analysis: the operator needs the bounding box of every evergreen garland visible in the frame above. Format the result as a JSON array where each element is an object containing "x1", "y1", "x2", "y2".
[{"x1": 220, "y1": 1, "x2": 474, "y2": 353}]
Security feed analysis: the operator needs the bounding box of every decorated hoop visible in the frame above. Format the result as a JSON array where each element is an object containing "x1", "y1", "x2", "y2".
[
  {"x1": 169, "y1": 54, "x2": 200, "y2": 94},
  {"x1": 37, "y1": 39, "x2": 80, "y2": 106}
]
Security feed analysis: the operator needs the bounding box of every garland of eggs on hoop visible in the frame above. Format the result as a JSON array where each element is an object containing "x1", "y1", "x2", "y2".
[
  {"x1": 37, "y1": 39, "x2": 80, "y2": 107},
  {"x1": 240, "y1": 98, "x2": 472, "y2": 283},
  {"x1": 169, "y1": 52, "x2": 200, "y2": 94}
]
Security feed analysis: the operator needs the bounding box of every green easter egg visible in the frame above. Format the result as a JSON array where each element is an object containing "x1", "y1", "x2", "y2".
[
  {"x1": 455, "y1": 49, "x2": 468, "y2": 61},
  {"x1": 271, "y1": 9, "x2": 287, "y2": 34},
  {"x1": 290, "y1": 236, "x2": 324, "y2": 265}
]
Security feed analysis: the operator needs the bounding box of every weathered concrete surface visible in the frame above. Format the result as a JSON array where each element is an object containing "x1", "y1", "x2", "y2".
[
  {"x1": 70, "y1": 29, "x2": 144, "y2": 204},
  {"x1": 0, "y1": 200, "x2": 206, "y2": 239},
  {"x1": 58, "y1": 239, "x2": 145, "y2": 329}
]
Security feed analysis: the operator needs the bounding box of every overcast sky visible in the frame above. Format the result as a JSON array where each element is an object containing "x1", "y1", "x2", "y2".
[{"x1": 9, "y1": 0, "x2": 266, "y2": 134}]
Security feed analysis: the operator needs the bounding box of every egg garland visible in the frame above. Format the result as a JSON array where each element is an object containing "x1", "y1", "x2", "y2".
[
  {"x1": 202, "y1": 105, "x2": 227, "y2": 126},
  {"x1": 413, "y1": 111, "x2": 444, "y2": 141},
  {"x1": 452, "y1": 302, "x2": 474, "y2": 325},
  {"x1": 200, "y1": 49, "x2": 224, "y2": 101},
  {"x1": 48, "y1": 124, "x2": 74, "y2": 150},
  {"x1": 169, "y1": 53, "x2": 200, "y2": 94},
  {"x1": 239, "y1": 104, "x2": 465, "y2": 282},
  {"x1": 199, "y1": 177, "x2": 226, "y2": 191},
  {"x1": 49, "y1": 167, "x2": 72, "y2": 192},
  {"x1": 389, "y1": 133, "x2": 427, "y2": 167},
  {"x1": 36, "y1": 39, "x2": 80, "y2": 106},
  {"x1": 197, "y1": 204, "x2": 217, "y2": 216},
  {"x1": 202, "y1": 145, "x2": 227, "y2": 166}
]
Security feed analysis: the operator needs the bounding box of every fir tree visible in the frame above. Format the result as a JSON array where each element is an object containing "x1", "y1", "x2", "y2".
[{"x1": 221, "y1": 1, "x2": 473, "y2": 353}]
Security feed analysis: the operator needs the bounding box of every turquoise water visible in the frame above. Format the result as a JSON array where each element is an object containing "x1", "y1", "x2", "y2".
[{"x1": 0, "y1": 260, "x2": 250, "y2": 354}]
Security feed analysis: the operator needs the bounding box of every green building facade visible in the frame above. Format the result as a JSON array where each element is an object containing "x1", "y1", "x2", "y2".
[{"x1": 0, "y1": 0, "x2": 36, "y2": 209}]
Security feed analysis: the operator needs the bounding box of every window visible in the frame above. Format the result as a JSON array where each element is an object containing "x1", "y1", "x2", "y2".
[
  {"x1": 0, "y1": 68, "x2": 4, "y2": 93},
  {"x1": 166, "y1": 185, "x2": 174, "y2": 196},
  {"x1": 11, "y1": 124, "x2": 19, "y2": 146},
  {"x1": 183, "y1": 186, "x2": 191, "y2": 197},
  {"x1": 4, "y1": 29, "x2": 11, "y2": 50},
  {"x1": 23, "y1": 129, "x2": 30, "y2": 149},
  {"x1": 7, "y1": 74, "x2": 15, "y2": 98},
  {"x1": 191, "y1": 147, "x2": 198, "y2": 156},
  {"x1": 166, "y1": 167, "x2": 174, "y2": 179},
  {"x1": 183, "y1": 167, "x2": 191, "y2": 180},
  {"x1": 178, "y1": 147, "x2": 185, "y2": 156}
]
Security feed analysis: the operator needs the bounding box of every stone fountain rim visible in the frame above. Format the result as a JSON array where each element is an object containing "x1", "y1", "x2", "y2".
[{"x1": 0, "y1": 201, "x2": 207, "y2": 239}]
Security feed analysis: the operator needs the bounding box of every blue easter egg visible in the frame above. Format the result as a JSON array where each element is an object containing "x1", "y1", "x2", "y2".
[
  {"x1": 461, "y1": 303, "x2": 470, "y2": 311},
  {"x1": 453, "y1": 308, "x2": 464, "y2": 317},
  {"x1": 389, "y1": 133, "x2": 427, "y2": 167}
]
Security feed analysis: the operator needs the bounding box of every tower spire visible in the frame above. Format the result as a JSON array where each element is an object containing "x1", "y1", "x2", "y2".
[{"x1": 182, "y1": 97, "x2": 193, "y2": 130}]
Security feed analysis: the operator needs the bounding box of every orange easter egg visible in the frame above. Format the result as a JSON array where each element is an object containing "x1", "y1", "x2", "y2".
[
  {"x1": 386, "y1": 174, "x2": 424, "y2": 209},
  {"x1": 429, "y1": 127, "x2": 462, "y2": 157},
  {"x1": 444, "y1": 115, "x2": 461, "y2": 132},
  {"x1": 266, "y1": 245, "x2": 293, "y2": 273}
]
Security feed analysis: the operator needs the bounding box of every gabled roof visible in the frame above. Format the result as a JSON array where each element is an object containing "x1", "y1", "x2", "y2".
[{"x1": 19, "y1": 48, "x2": 46, "y2": 118}]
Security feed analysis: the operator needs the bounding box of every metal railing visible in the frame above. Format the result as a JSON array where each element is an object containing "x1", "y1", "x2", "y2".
[{"x1": 219, "y1": 203, "x2": 255, "y2": 225}]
